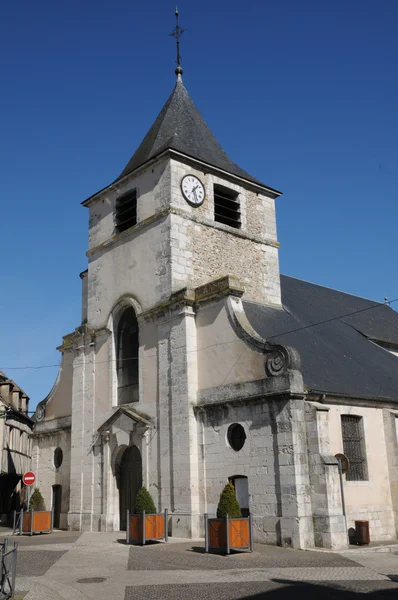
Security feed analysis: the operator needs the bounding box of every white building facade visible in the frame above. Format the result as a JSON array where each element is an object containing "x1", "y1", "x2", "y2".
[{"x1": 32, "y1": 73, "x2": 398, "y2": 549}]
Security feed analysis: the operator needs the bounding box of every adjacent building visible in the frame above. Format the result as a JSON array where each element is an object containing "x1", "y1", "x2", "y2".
[{"x1": 0, "y1": 372, "x2": 33, "y2": 525}]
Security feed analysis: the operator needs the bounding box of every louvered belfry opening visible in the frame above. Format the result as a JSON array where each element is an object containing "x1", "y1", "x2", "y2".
[
  {"x1": 341, "y1": 415, "x2": 367, "y2": 481},
  {"x1": 115, "y1": 189, "x2": 137, "y2": 233},
  {"x1": 214, "y1": 184, "x2": 241, "y2": 229}
]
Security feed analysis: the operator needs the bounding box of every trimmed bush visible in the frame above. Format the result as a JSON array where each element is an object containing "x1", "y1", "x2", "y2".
[
  {"x1": 134, "y1": 487, "x2": 157, "y2": 514},
  {"x1": 216, "y1": 482, "x2": 242, "y2": 518},
  {"x1": 29, "y1": 487, "x2": 46, "y2": 511}
]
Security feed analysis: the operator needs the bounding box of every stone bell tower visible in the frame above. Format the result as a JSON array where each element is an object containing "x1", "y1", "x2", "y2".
[{"x1": 67, "y1": 13, "x2": 284, "y2": 535}]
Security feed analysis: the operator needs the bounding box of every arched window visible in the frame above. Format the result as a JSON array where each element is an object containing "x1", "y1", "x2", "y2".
[{"x1": 117, "y1": 307, "x2": 139, "y2": 405}]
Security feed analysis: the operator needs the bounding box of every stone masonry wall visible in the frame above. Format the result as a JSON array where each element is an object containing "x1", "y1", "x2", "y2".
[
  {"x1": 31, "y1": 428, "x2": 71, "y2": 529},
  {"x1": 199, "y1": 395, "x2": 314, "y2": 548},
  {"x1": 305, "y1": 402, "x2": 347, "y2": 549},
  {"x1": 87, "y1": 159, "x2": 170, "y2": 251},
  {"x1": 85, "y1": 159, "x2": 172, "y2": 328},
  {"x1": 169, "y1": 159, "x2": 281, "y2": 306}
]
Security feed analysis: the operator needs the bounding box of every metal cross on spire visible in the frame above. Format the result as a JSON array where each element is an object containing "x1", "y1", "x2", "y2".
[{"x1": 169, "y1": 7, "x2": 186, "y2": 78}]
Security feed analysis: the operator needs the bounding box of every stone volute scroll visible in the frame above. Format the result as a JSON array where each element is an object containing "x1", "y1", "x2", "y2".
[
  {"x1": 263, "y1": 344, "x2": 300, "y2": 378},
  {"x1": 226, "y1": 295, "x2": 301, "y2": 379}
]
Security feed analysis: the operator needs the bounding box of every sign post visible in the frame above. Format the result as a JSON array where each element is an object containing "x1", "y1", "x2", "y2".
[{"x1": 22, "y1": 472, "x2": 36, "y2": 511}]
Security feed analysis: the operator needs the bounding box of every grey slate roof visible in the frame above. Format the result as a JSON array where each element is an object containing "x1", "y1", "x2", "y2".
[
  {"x1": 116, "y1": 78, "x2": 274, "y2": 190},
  {"x1": 243, "y1": 275, "x2": 398, "y2": 403}
]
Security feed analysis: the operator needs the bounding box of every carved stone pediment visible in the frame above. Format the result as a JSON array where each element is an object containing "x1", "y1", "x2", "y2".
[{"x1": 97, "y1": 406, "x2": 151, "y2": 436}]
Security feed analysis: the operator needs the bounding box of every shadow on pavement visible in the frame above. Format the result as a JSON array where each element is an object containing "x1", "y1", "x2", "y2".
[
  {"x1": 117, "y1": 538, "x2": 164, "y2": 547},
  {"x1": 188, "y1": 545, "x2": 249, "y2": 556},
  {"x1": 240, "y1": 579, "x2": 398, "y2": 599}
]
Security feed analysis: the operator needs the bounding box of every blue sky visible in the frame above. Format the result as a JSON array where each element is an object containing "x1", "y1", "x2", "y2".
[{"x1": 1, "y1": 0, "x2": 397, "y2": 411}]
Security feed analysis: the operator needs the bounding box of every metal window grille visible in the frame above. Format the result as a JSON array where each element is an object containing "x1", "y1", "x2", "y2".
[
  {"x1": 214, "y1": 185, "x2": 241, "y2": 229},
  {"x1": 116, "y1": 189, "x2": 137, "y2": 233},
  {"x1": 341, "y1": 415, "x2": 366, "y2": 481}
]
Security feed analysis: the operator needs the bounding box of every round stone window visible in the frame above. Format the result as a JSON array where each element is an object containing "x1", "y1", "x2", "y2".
[
  {"x1": 54, "y1": 447, "x2": 63, "y2": 469},
  {"x1": 227, "y1": 424, "x2": 246, "y2": 452}
]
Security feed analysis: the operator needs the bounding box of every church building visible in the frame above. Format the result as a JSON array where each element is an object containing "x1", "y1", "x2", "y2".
[{"x1": 31, "y1": 41, "x2": 398, "y2": 549}]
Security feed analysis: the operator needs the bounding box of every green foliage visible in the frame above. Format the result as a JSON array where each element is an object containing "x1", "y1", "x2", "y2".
[
  {"x1": 216, "y1": 482, "x2": 242, "y2": 518},
  {"x1": 134, "y1": 487, "x2": 157, "y2": 514},
  {"x1": 29, "y1": 487, "x2": 46, "y2": 511}
]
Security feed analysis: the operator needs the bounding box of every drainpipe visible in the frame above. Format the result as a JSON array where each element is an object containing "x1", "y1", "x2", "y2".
[{"x1": 199, "y1": 408, "x2": 207, "y2": 515}]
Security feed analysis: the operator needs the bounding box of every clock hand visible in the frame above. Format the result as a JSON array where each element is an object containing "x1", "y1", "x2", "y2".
[{"x1": 192, "y1": 188, "x2": 199, "y2": 203}]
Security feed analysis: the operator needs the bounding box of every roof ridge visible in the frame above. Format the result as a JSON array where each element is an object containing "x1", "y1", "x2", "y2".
[
  {"x1": 142, "y1": 83, "x2": 179, "y2": 159},
  {"x1": 281, "y1": 274, "x2": 383, "y2": 306}
]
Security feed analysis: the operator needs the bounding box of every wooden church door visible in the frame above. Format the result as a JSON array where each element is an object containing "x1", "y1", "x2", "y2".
[{"x1": 119, "y1": 445, "x2": 142, "y2": 530}]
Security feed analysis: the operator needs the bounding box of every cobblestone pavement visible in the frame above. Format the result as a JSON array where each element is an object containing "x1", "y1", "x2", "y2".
[
  {"x1": 10, "y1": 532, "x2": 398, "y2": 600},
  {"x1": 127, "y1": 542, "x2": 358, "y2": 570}
]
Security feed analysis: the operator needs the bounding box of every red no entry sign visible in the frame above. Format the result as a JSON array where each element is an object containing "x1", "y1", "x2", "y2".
[{"x1": 23, "y1": 471, "x2": 36, "y2": 486}]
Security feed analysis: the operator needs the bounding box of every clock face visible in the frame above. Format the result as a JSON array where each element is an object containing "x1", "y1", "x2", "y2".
[{"x1": 181, "y1": 175, "x2": 205, "y2": 207}]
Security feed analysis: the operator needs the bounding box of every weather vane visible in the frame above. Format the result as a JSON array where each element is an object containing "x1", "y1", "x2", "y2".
[{"x1": 169, "y1": 7, "x2": 186, "y2": 77}]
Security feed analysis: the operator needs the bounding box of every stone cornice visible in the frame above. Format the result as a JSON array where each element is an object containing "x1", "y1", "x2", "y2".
[
  {"x1": 307, "y1": 391, "x2": 398, "y2": 410},
  {"x1": 82, "y1": 148, "x2": 281, "y2": 209},
  {"x1": 168, "y1": 150, "x2": 281, "y2": 198},
  {"x1": 173, "y1": 207, "x2": 280, "y2": 249},
  {"x1": 86, "y1": 209, "x2": 169, "y2": 258},
  {"x1": 194, "y1": 276, "x2": 245, "y2": 304},
  {"x1": 81, "y1": 153, "x2": 170, "y2": 207},
  {"x1": 140, "y1": 288, "x2": 196, "y2": 324},
  {"x1": 57, "y1": 325, "x2": 111, "y2": 352},
  {"x1": 195, "y1": 377, "x2": 306, "y2": 411},
  {"x1": 31, "y1": 415, "x2": 71, "y2": 437},
  {"x1": 86, "y1": 206, "x2": 279, "y2": 259},
  {"x1": 140, "y1": 276, "x2": 245, "y2": 323}
]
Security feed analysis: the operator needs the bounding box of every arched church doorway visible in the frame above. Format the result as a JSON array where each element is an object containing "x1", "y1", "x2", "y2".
[{"x1": 119, "y1": 445, "x2": 142, "y2": 530}]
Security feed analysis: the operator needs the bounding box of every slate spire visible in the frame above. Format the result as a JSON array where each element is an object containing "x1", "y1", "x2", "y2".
[
  {"x1": 116, "y1": 78, "x2": 269, "y2": 188},
  {"x1": 115, "y1": 10, "x2": 274, "y2": 190}
]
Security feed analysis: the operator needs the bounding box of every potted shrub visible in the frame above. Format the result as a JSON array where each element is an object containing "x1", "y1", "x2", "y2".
[
  {"x1": 29, "y1": 488, "x2": 46, "y2": 511},
  {"x1": 126, "y1": 487, "x2": 168, "y2": 545},
  {"x1": 18, "y1": 488, "x2": 53, "y2": 535},
  {"x1": 205, "y1": 482, "x2": 253, "y2": 554}
]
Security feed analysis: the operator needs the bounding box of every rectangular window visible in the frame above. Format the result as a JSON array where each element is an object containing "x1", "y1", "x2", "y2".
[
  {"x1": 341, "y1": 415, "x2": 367, "y2": 481},
  {"x1": 115, "y1": 189, "x2": 137, "y2": 233},
  {"x1": 214, "y1": 184, "x2": 241, "y2": 229}
]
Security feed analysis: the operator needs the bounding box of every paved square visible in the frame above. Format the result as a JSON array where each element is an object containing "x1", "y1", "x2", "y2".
[
  {"x1": 16, "y1": 550, "x2": 67, "y2": 577},
  {"x1": 8, "y1": 532, "x2": 398, "y2": 600},
  {"x1": 124, "y1": 580, "x2": 398, "y2": 600},
  {"x1": 127, "y1": 542, "x2": 359, "y2": 571}
]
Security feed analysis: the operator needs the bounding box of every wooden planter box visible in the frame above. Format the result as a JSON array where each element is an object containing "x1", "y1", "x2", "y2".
[
  {"x1": 13, "y1": 509, "x2": 53, "y2": 536},
  {"x1": 126, "y1": 509, "x2": 168, "y2": 545},
  {"x1": 204, "y1": 513, "x2": 253, "y2": 554}
]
